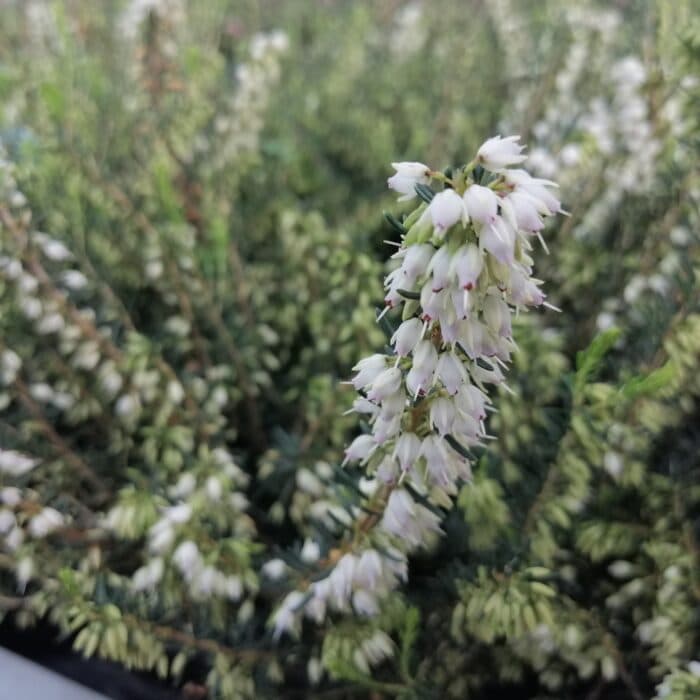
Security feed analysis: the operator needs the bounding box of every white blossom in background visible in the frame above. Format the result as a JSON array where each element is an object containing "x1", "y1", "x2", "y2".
[
  {"x1": 271, "y1": 135, "x2": 563, "y2": 644},
  {"x1": 118, "y1": 0, "x2": 186, "y2": 42},
  {"x1": 28, "y1": 506, "x2": 64, "y2": 538},
  {"x1": 132, "y1": 557, "x2": 165, "y2": 592},
  {"x1": 194, "y1": 31, "x2": 288, "y2": 176},
  {"x1": 389, "y1": 2, "x2": 427, "y2": 59},
  {"x1": 0, "y1": 449, "x2": 40, "y2": 476},
  {"x1": 492, "y1": 4, "x2": 658, "y2": 242},
  {"x1": 0, "y1": 349, "x2": 22, "y2": 384}
]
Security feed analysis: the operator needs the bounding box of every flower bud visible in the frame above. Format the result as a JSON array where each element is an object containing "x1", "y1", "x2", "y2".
[
  {"x1": 387, "y1": 162, "x2": 431, "y2": 201},
  {"x1": 476, "y1": 135, "x2": 526, "y2": 170},
  {"x1": 352, "y1": 354, "x2": 387, "y2": 390},
  {"x1": 463, "y1": 184, "x2": 498, "y2": 225},
  {"x1": 430, "y1": 397, "x2": 456, "y2": 435},
  {"x1": 420, "y1": 189, "x2": 465, "y2": 233},
  {"x1": 393, "y1": 432, "x2": 422, "y2": 471},
  {"x1": 367, "y1": 366, "x2": 402, "y2": 402},
  {"x1": 391, "y1": 318, "x2": 423, "y2": 356},
  {"x1": 452, "y1": 244, "x2": 483, "y2": 290},
  {"x1": 427, "y1": 245, "x2": 453, "y2": 291},
  {"x1": 436, "y1": 351, "x2": 466, "y2": 394},
  {"x1": 343, "y1": 434, "x2": 376, "y2": 465}
]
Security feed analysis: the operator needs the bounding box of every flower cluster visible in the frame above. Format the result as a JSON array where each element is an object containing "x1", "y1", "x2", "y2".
[
  {"x1": 272, "y1": 135, "x2": 562, "y2": 640},
  {"x1": 493, "y1": 4, "x2": 659, "y2": 241}
]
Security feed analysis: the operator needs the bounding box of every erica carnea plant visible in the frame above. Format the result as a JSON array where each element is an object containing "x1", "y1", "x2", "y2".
[{"x1": 271, "y1": 135, "x2": 564, "y2": 637}]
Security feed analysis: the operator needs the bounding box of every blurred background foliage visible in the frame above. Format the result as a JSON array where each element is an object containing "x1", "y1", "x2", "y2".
[{"x1": 0, "y1": 0, "x2": 699, "y2": 698}]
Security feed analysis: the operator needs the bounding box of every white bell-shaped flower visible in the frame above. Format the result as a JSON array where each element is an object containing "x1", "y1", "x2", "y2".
[
  {"x1": 430, "y1": 397, "x2": 456, "y2": 435},
  {"x1": 477, "y1": 135, "x2": 527, "y2": 170},
  {"x1": 343, "y1": 434, "x2": 376, "y2": 465},
  {"x1": 463, "y1": 184, "x2": 499, "y2": 225},
  {"x1": 351, "y1": 354, "x2": 387, "y2": 390},
  {"x1": 387, "y1": 162, "x2": 431, "y2": 201},
  {"x1": 427, "y1": 245, "x2": 453, "y2": 291},
  {"x1": 452, "y1": 243, "x2": 483, "y2": 290},
  {"x1": 391, "y1": 318, "x2": 424, "y2": 356},
  {"x1": 436, "y1": 351, "x2": 466, "y2": 394},
  {"x1": 419, "y1": 189, "x2": 465, "y2": 234},
  {"x1": 393, "y1": 432, "x2": 422, "y2": 471},
  {"x1": 367, "y1": 366, "x2": 402, "y2": 402}
]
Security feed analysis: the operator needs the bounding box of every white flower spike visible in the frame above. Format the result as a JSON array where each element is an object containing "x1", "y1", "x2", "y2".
[{"x1": 272, "y1": 135, "x2": 563, "y2": 639}]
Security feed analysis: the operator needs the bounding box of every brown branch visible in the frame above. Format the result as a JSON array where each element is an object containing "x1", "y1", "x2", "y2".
[
  {"x1": 124, "y1": 613, "x2": 273, "y2": 664},
  {"x1": 13, "y1": 377, "x2": 109, "y2": 503},
  {"x1": 80, "y1": 163, "x2": 266, "y2": 449}
]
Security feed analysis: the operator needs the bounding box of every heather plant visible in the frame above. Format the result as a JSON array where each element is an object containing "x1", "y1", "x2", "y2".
[{"x1": 0, "y1": 1, "x2": 699, "y2": 699}]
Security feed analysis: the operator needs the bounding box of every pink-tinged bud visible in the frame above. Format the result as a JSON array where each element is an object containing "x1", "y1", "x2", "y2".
[
  {"x1": 329, "y1": 553, "x2": 357, "y2": 604},
  {"x1": 391, "y1": 318, "x2": 423, "y2": 356},
  {"x1": 383, "y1": 489, "x2": 415, "y2": 529},
  {"x1": 445, "y1": 288, "x2": 468, "y2": 322},
  {"x1": 420, "y1": 282, "x2": 447, "y2": 322},
  {"x1": 436, "y1": 351, "x2": 466, "y2": 395},
  {"x1": 420, "y1": 189, "x2": 465, "y2": 234},
  {"x1": 453, "y1": 243, "x2": 483, "y2": 291},
  {"x1": 470, "y1": 360, "x2": 505, "y2": 385},
  {"x1": 452, "y1": 411, "x2": 481, "y2": 442},
  {"x1": 482, "y1": 294, "x2": 512, "y2": 338},
  {"x1": 367, "y1": 366, "x2": 402, "y2": 402},
  {"x1": 430, "y1": 397, "x2": 456, "y2": 435},
  {"x1": 399, "y1": 244, "x2": 434, "y2": 282},
  {"x1": 383, "y1": 271, "x2": 405, "y2": 308},
  {"x1": 352, "y1": 397, "x2": 379, "y2": 415},
  {"x1": 387, "y1": 162, "x2": 431, "y2": 201},
  {"x1": 355, "y1": 549, "x2": 384, "y2": 588},
  {"x1": 481, "y1": 216, "x2": 515, "y2": 265},
  {"x1": 306, "y1": 582, "x2": 328, "y2": 623},
  {"x1": 405, "y1": 366, "x2": 427, "y2": 397},
  {"x1": 272, "y1": 591, "x2": 305, "y2": 639},
  {"x1": 380, "y1": 389, "x2": 407, "y2": 418},
  {"x1": 343, "y1": 434, "x2": 376, "y2": 465},
  {"x1": 352, "y1": 354, "x2": 387, "y2": 390},
  {"x1": 447, "y1": 453, "x2": 473, "y2": 482},
  {"x1": 376, "y1": 455, "x2": 398, "y2": 482},
  {"x1": 503, "y1": 169, "x2": 562, "y2": 215},
  {"x1": 353, "y1": 589, "x2": 380, "y2": 616},
  {"x1": 476, "y1": 135, "x2": 527, "y2": 170},
  {"x1": 420, "y1": 435, "x2": 453, "y2": 486},
  {"x1": 440, "y1": 319, "x2": 461, "y2": 343},
  {"x1": 393, "y1": 432, "x2": 422, "y2": 471},
  {"x1": 373, "y1": 414, "x2": 402, "y2": 444},
  {"x1": 456, "y1": 318, "x2": 486, "y2": 359},
  {"x1": 508, "y1": 267, "x2": 546, "y2": 306},
  {"x1": 412, "y1": 340, "x2": 438, "y2": 379},
  {"x1": 382, "y1": 496, "x2": 442, "y2": 547},
  {"x1": 455, "y1": 383, "x2": 488, "y2": 421},
  {"x1": 463, "y1": 184, "x2": 498, "y2": 225},
  {"x1": 427, "y1": 245, "x2": 453, "y2": 291},
  {"x1": 505, "y1": 191, "x2": 545, "y2": 232}
]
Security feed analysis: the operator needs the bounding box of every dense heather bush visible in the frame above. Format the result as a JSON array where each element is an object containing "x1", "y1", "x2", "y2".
[{"x1": 0, "y1": 1, "x2": 699, "y2": 698}]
